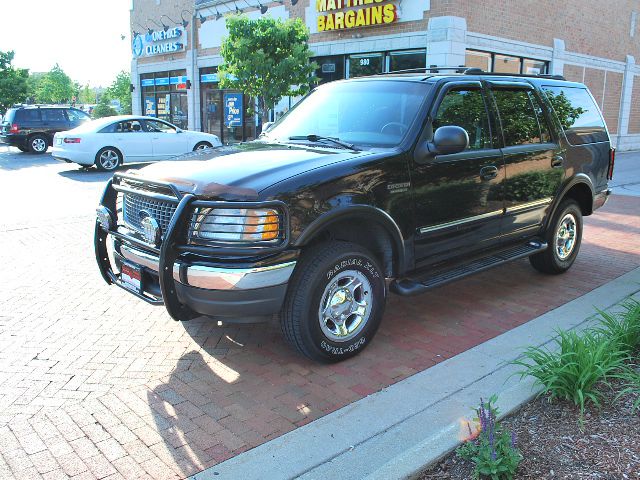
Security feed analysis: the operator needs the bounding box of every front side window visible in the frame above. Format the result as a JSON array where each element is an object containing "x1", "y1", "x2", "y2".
[
  {"x1": 66, "y1": 109, "x2": 90, "y2": 123},
  {"x1": 492, "y1": 89, "x2": 543, "y2": 146},
  {"x1": 433, "y1": 88, "x2": 492, "y2": 150},
  {"x1": 542, "y1": 86, "x2": 608, "y2": 145},
  {"x1": 264, "y1": 80, "x2": 430, "y2": 148},
  {"x1": 145, "y1": 120, "x2": 177, "y2": 133}
]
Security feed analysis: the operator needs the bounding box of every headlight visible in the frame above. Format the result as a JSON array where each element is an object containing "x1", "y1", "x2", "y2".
[{"x1": 191, "y1": 208, "x2": 281, "y2": 243}]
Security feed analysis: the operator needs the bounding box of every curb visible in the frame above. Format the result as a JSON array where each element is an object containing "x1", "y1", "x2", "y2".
[{"x1": 192, "y1": 267, "x2": 640, "y2": 480}]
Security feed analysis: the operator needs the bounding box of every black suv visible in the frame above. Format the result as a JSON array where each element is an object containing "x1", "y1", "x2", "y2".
[
  {"x1": 95, "y1": 70, "x2": 614, "y2": 362},
  {"x1": 0, "y1": 105, "x2": 91, "y2": 153}
]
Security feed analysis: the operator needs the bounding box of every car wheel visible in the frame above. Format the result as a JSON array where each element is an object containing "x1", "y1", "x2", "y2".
[
  {"x1": 95, "y1": 147, "x2": 122, "y2": 172},
  {"x1": 530, "y1": 199, "x2": 583, "y2": 274},
  {"x1": 193, "y1": 141, "x2": 213, "y2": 151},
  {"x1": 28, "y1": 134, "x2": 49, "y2": 154},
  {"x1": 280, "y1": 241, "x2": 386, "y2": 362}
]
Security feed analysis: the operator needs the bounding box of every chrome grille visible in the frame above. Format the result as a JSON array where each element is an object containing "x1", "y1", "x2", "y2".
[{"x1": 122, "y1": 193, "x2": 177, "y2": 233}]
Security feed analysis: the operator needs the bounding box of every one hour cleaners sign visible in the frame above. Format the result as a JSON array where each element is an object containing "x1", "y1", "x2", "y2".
[{"x1": 224, "y1": 93, "x2": 243, "y2": 127}]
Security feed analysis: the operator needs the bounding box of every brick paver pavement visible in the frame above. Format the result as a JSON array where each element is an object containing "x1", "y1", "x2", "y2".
[{"x1": 1, "y1": 189, "x2": 639, "y2": 479}]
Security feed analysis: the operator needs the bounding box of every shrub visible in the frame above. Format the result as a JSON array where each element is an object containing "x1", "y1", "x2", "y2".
[
  {"x1": 592, "y1": 300, "x2": 640, "y2": 355},
  {"x1": 513, "y1": 329, "x2": 629, "y2": 415},
  {"x1": 457, "y1": 397, "x2": 522, "y2": 480}
]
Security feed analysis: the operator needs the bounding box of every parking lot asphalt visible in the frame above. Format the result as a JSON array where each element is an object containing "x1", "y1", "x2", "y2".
[{"x1": 1, "y1": 146, "x2": 639, "y2": 479}]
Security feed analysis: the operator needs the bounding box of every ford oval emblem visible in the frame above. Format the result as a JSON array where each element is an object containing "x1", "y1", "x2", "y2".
[{"x1": 140, "y1": 214, "x2": 161, "y2": 246}]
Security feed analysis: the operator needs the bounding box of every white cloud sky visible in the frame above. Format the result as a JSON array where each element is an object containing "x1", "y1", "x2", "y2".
[{"x1": 1, "y1": 0, "x2": 132, "y2": 88}]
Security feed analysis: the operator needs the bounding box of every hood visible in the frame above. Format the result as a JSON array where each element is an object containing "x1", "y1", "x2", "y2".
[{"x1": 129, "y1": 142, "x2": 370, "y2": 200}]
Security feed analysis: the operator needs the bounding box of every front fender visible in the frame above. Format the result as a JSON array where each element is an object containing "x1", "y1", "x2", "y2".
[{"x1": 293, "y1": 205, "x2": 407, "y2": 274}]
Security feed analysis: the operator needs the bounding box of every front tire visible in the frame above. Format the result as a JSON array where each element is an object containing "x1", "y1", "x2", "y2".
[
  {"x1": 530, "y1": 199, "x2": 583, "y2": 274},
  {"x1": 95, "y1": 147, "x2": 122, "y2": 172},
  {"x1": 28, "y1": 134, "x2": 48, "y2": 154},
  {"x1": 281, "y1": 241, "x2": 386, "y2": 362},
  {"x1": 193, "y1": 141, "x2": 213, "y2": 151}
]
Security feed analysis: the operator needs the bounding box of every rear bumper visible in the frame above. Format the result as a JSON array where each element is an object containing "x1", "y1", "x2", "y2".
[
  {"x1": 51, "y1": 146, "x2": 94, "y2": 166},
  {"x1": 0, "y1": 134, "x2": 26, "y2": 147},
  {"x1": 593, "y1": 188, "x2": 612, "y2": 211}
]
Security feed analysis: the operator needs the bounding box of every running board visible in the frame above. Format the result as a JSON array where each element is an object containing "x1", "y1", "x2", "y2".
[{"x1": 390, "y1": 239, "x2": 547, "y2": 296}]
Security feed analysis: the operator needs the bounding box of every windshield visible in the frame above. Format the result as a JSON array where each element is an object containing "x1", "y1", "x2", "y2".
[{"x1": 264, "y1": 80, "x2": 430, "y2": 148}]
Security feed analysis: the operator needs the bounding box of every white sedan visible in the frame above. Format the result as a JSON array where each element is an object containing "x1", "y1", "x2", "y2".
[{"x1": 51, "y1": 115, "x2": 222, "y2": 171}]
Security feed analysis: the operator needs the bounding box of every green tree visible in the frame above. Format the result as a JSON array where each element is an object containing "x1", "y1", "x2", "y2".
[
  {"x1": 0, "y1": 50, "x2": 28, "y2": 113},
  {"x1": 37, "y1": 64, "x2": 74, "y2": 104},
  {"x1": 106, "y1": 71, "x2": 132, "y2": 114},
  {"x1": 26, "y1": 72, "x2": 44, "y2": 104},
  {"x1": 219, "y1": 16, "x2": 317, "y2": 124},
  {"x1": 78, "y1": 84, "x2": 96, "y2": 105},
  {"x1": 92, "y1": 94, "x2": 117, "y2": 119}
]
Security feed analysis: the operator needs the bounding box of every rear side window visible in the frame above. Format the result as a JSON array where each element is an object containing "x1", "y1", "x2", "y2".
[
  {"x1": 542, "y1": 86, "x2": 608, "y2": 145},
  {"x1": 3, "y1": 109, "x2": 17, "y2": 123},
  {"x1": 492, "y1": 89, "x2": 546, "y2": 146},
  {"x1": 15, "y1": 109, "x2": 41, "y2": 122},
  {"x1": 42, "y1": 109, "x2": 66, "y2": 123}
]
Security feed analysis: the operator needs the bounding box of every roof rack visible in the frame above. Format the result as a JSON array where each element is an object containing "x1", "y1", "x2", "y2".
[{"x1": 378, "y1": 66, "x2": 566, "y2": 81}]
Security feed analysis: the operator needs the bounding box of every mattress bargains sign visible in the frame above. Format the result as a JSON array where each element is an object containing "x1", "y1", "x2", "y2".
[{"x1": 316, "y1": 0, "x2": 397, "y2": 32}]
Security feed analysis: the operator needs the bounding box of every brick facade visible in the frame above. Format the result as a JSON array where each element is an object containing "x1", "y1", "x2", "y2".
[{"x1": 130, "y1": 0, "x2": 640, "y2": 149}]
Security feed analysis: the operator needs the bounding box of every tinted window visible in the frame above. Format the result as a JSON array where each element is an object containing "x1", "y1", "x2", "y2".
[
  {"x1": 42, "y1": 109, "x2": 66, "y2": 123},
  {"x1": 492, "y1": 89, "x2": 543, "y2": 146},
  {"x1": 530, "y1": 93, "x2": 552, "y2": 143},
  {"x1": 433, "y1": 88, "x2": 492, "y2": 150},
  {"x1": 3, "y1": 109, "x2": 18, "y2": 123},
  {"x1": 98, "y1": 123, "x2": 117, "y2": 133},
  {"x1": 15, "y1": 109, "x2": 41, "y2": 122},
  {"x1": 543, "y1": 86, "x2": 608, "y2": 145}
]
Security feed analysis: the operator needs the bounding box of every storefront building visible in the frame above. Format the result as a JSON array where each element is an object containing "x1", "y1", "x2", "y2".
[{"x1": 130, "y1": 0, "x2": 640, "y2": 150}]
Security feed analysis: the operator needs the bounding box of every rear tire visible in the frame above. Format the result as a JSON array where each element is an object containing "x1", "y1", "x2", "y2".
[
  {"x1": 95, "y1": 147, "x2": 122, "y2": 172},
  {"x1": 280, "y1": 241, "x2": 386, "y2": 363},
  {"x1": 193, "y1": 141, "x2": 213, "y2": 151},
  {"x1": 530, "y1": 199, "x2": 583, "y2": 274},
  {"x1": 28, "y1": 134, "x2": 48, "y2": 154}
]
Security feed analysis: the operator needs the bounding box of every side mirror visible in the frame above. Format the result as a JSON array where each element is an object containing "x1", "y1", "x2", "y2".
[
  {"x1": 415, "y1": 125, "x2": 469, "y2": 164},
  {"x1": 176, "y1": 128, "x2": 183, "y2": 133}
]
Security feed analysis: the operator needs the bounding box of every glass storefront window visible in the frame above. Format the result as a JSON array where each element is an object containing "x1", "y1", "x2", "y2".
[
  {"x1": 139, "y1": 70, "x2": 188, "y2": 128},
  {"x1": 494, "y1": 54, "x2": 521, "y2": 74},
  {"x1": 465, "y1": 50, "x2": 492, "y2": 71},
  {"x1": 313, "y1": 55, "x2": 345, "y2": 85},
  {"x1": 523, "y1": 58, "x2": 547, "y2": 74},
  {"x1": 389, "y1": 50, "x2": 426, "y2": 72},
  {"x1": 348, "y1": 53, "x2": 384, "y2": 78}
]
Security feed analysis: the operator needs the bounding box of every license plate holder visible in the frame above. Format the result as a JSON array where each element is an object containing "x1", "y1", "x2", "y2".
[{"x1": 120, "y1": 262, "x2": 143, "y2": 293}]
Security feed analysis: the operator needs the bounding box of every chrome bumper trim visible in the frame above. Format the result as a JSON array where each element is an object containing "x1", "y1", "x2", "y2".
[{"x1": 117, "y1": 243, "x2": 296, "y2": 291}]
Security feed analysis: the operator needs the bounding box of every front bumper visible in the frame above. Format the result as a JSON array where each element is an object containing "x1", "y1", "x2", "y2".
[{"x1": 95, "y1": 176, "x2": 296, "y2": 322}]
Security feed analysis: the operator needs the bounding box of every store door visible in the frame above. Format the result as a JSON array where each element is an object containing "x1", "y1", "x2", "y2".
[{"x1": 203, "y1": 90, "x2": 223, "y2": 140}]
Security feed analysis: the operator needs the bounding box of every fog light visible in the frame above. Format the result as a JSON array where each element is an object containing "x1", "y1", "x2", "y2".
[
  {"x1": 96, "y1": 206, "x2": 113, "y2": 231},
  {"x1": 141, "y1": 214, "x2": 161, "y2": 246}
]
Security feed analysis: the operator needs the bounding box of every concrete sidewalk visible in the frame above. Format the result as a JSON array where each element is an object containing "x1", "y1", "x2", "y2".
[{"x1": 193, "y1": 267, "x2": 640, "y2": 480}]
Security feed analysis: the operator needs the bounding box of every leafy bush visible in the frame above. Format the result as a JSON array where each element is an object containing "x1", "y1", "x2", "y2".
[
  {"x1": 457, "y1": 396, "x2": 522, "y2": 480},
  {"x1": 513, "y1": 329, "x2": 629, "y2": 415}
]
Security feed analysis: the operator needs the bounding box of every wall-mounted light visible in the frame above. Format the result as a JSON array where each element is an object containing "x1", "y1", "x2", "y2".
[
  {"x1": 146, "y1": 18, "x2": 164, "y2": 34},
  {"x1": 215, "y1": 9, "x2": 223, "y2": 20},
  {"x1": 199, "y1": 12, "x2": 207, "y2": 23},
  {"x1": 186, "y1": 80, "x2": 192, "y2": 89},
  {"x1": 233, "y1": 1, "x2": 243, "y2": 14},
  {"x1": 130, "y1": 83, "x2": 135, "y2": 92},
  {"x1": 180, "y1": 9, "x2": 192, "y2": 28}
]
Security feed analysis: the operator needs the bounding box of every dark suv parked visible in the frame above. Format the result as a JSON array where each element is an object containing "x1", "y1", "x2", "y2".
[
  {"x1": 0, "y1": 105, "x2": 91, "y2": 153},
  {"x1": 94, "y1": 69, "x2": 614, "y2": 362}
]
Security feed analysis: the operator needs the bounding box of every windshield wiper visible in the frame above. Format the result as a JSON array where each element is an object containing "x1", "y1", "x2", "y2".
[{"x1": 288, "y1": 135, "x2": 361, "y2": 152}]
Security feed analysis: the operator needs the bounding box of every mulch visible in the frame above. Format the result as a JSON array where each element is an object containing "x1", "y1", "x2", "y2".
[{"x1": 419, "y1": 380, "x2": 640, "y2": 479}]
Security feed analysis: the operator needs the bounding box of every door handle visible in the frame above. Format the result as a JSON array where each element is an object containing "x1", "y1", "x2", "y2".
[
  {"x1": 480, "y1": 165, "x2": 498, "y2": 181},
  {"x1": 551, "y1": 155, "x2": 564, "y2": 168}
]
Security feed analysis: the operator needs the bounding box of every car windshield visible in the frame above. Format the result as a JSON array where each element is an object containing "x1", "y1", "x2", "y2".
[{"x1": 263, "y1": 80, "x2": 430, "y2": 148}]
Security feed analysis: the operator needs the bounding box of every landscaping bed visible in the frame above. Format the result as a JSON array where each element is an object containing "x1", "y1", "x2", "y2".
[
  {"x1": 420, "y1": 380, "x2": 640, "y2": 479},
  {"x1": 421, "y1": 299, "x2": 640, "y2": 480}
]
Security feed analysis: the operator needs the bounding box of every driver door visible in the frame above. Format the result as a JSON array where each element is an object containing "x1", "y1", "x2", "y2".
[{"x1": 412, "y1": 81, "x2": 505, "y2": 266}]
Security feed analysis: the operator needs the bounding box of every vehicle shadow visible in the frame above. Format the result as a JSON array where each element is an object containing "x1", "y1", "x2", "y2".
[
  {"x1": 0, "y1": 150, "x2": 60, "y2": 171},
  {"x1": 57, "y1": 163, "x2": 145, "y2": 182}
]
